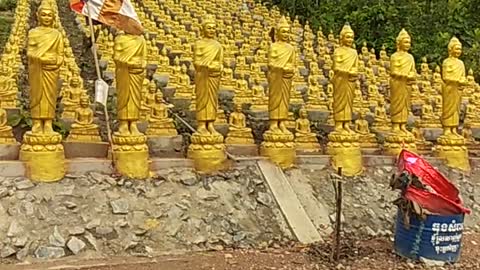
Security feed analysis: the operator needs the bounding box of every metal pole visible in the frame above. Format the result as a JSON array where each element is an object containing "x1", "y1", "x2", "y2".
[{"x1": 85, "y1": 0, "x2": 115, "y2": 165}]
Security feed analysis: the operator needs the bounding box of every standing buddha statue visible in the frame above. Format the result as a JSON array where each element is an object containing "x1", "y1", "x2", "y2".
[
  {"x1": 20, "y1": 1, "x2": 65, "y2": 181},
  {"x1": 260, "y1": 16, "x2": 296, "y2": 168},
  {"x1": 112, "y1": 32, "x2": 150, "y2": 178},
  {"x1": 327, "y1": 23, "x2": 362, "y2": 176},
  {"x1": 384, "y1": 28, "x2": 417, "y2": 155},
  {"x1": 187, "y1": 15, "x2": 227, "y2": 172},
  {"x1": 436, "y1": 37, "x2": 469, "y2": 171}
]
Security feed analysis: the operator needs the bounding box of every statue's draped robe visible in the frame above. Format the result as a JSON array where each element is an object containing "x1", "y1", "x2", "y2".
[
  {"x1": 390, "y1": 51, "x2": 415, "y2": 123},
  {"x1": 332, "y1": 46, "x2": 358, "y2": 122},
  {"x1": 114, "y1": 35, "x2": 146, "y2": 121},
  {"x1": 442, "y1": 57, "x2": 465, "y2": 127},
  {"x1": 268, "y1": 42, "x2": 295, "y2": 120},
  {"x1": 28, "y1": 26, "x2": 63, "y2": 119},
  {"x1": 194, "y1": 38, "x2": 223, "y2": 122}
]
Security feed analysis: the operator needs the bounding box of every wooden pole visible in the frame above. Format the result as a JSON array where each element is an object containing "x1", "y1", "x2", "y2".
[
  {"x1": 332, "y1": 167, "x2": 343, "y2": 261},
  {"x1": 85, "y1": 0, "x2": 114, "y2": 166}
]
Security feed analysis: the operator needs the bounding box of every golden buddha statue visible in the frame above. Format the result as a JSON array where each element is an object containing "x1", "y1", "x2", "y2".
[
  {"x1": 306, "y1": 78, "x2": 328, "y2": 110},
  {"x1": 174, "y1": 64, "x2": 193, "y2": 98},
  {"x1": 372, "y1": 98, "x2": 391, "y2": 132},
  {"x1": 188, "y1": 15, "x2": 227, "y2": 172},
  {"x1": 327, "y1": 23, "x2": 362, "y2": 176},
  {"x1": 331, "y1": 24, "x2": 358, "y2": 134},
  {"x1": 156, "y1": 47, "x2": 170, "y2": 74},
  {"x1": 355, "y1": 109, "x2": 378, "y2": 150},
  {"x1": 21, "y1": 1, "x2": 65, "y2": 181},
  {"x1": 412, "y1": 121, "x2": 433, "y2": 154},
  {"x1": 0, "y1": 108, "x2": 17, "y2": 144},
  {"x1": 145, "y1": 93, "x2": 177, "y2": 136},
  {"x1": 361, "y1": 42, "x2": 369, "y2": 63},
  {"x1": 435, "y1": 37, "x2": 469, "y2": 170},
  {"x1": 464, "y1": 97, "x2": 480, "y2": 128},
  {"x1": 295, "y1": 108, "x2": 321, "y2": 152},
  {"x1": 411, "y1": 83, "x2": 424, "y2": 106},
  {"x1": 225, "y1": 103, "x2": 255, "y2": 145},
  {"x1": 441, "y1": 37, "x2": 467, "y2": 138},
  {"x1": 61, "y1": 76, "x2": 86, "y2": 119},
  {"x1": 221, "y1": 66, "x2": 236, "y2": 90},
  {"x1": 420, "y1": 56, "x2": 431, "y2": 81},
  {"x1": 112, "y1": 32, "x2": 150, "y2": 178},
  {"x1": 418, "y1": 99, "x2": 440, "y2": 128},
  {"x1": 260, "y1": 16, "x2": 296, "y2": 168},
  {"x1": 0, "y1": 65, "x2": 18, "y2": 109},
  {"x1": 67, "y1": 94, "x2": 102, "y2": 142},
  {"x1": 463, "y1": 123, "x2": 480, "y2": 154},
  {"x1": 432, "y1": 65, "x2": 443, "y2": 88},
  {"x1": 389, "y1": 29, "x2": 416, "y2": 135}
]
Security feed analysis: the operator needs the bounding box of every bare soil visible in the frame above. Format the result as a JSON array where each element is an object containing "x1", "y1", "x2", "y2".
[{"x1": 3, "y1": 233, "x2": 480, "y2": 270}]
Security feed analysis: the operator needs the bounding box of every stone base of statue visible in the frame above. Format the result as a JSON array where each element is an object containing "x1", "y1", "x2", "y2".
[
  {"x1": 0, "y1": 129, "x2": 20, "y2": 159},
  {"x1": 421, "y1": 127, "x2": 443, "y2": 141},
  {"x1": 112, "y1": 133, "x2": 150, "y2": 179},
  {"x1": 260, "y1": 131, "x2": 296, "y2": 169},
  {"x1": 467, "y1": 141, "x2": 480, "y2": 157},
  {"x1": 327, "y1": 132, "x2": 363, "y2": 176},
  {"x1": 147, "y1": 135, "x2": 183, "y2": 158},
  {"x1": 64, "y1": 141, "x2": 110, "y2": 158},
  {"x1": 0, "y1": 99, "x2": 18, "y2": 110},
  {"x1": 359, "y1": 135, "x2": 381, "y2": 155},
  {"x1": 226, "y1": 144, "x2": 258, "y2": 156},
  {"x1": 384, "y1": 132, "x2": 417, "y2": 157},
  {"x1": 434, "y1": 135, "x2": 470, "y2": 171},
  {"x1": 415, "y1": 140, "x2": 433, "y2": 155},
  {"x1": 295, "y1": 134, "x2": 322, "y2": 154},
  {"x1": 66, "y1": 129, "x2": 102, "y2": 143},
  {"x1": 20, "y1": 132, "x2": 65, "y2": 182},
  {"x1": 187, "y1": 133, "x2": 228, "y2": 173}
]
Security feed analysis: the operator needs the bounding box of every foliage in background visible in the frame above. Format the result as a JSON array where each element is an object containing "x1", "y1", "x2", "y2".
[{"x1": 260, "y1": 0, "x2": 480, "y2": 79}]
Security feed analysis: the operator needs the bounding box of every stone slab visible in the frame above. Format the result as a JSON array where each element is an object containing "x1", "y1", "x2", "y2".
[
  {"x1": 150, "y1": 158, "x2": 194, "y2": 171},
  {"x1": 287, "y1": 169, "x2": 332, "y2": 237},
  {"x1": 67, "y1": 158, "x2": 113, "y2": 175},
  {"x1": 163, "y1": 87, "x2": 176, "y2": 98},
  {"x1": 422, "y1": 128, "x2": 443, "y2": 142},
  {"x1": 247, "y1": 110, "x2": 269, "y2": 120},
  {"x1": 0, "y1": 143, "x2": 20, "y2": 160},
  {"x1": 306, "y1": 110, "x2": 329, "y2": 122},
  {"x1": 214, "y1": 124, "x2": 229, "y2": 137},
  {"x1": 63, "y1": 141, "x2": 110, "y2": 159},
  {"x1": 0, "y1": 161, "x2": 25, "y2": 177},
  {"x1": 257, "y1": 160, "x2": 322, "y2": 244},
  {"x1": 472, "y1": 128, "x2": 480, "y2": 139},
  {"x1": 153, "y1": 74, "x2": 169, "y2": 87},
  {"x1": 137, "y1": 121, "x2": 148, "y2": 133},
  {"x1": 170, "y1": 98, "x2": 192, "y2": 110},
  {"x1": 147, "y1": 135, "x2": 183, "y2": 157},
  {"x1": 227, "y1": 144, "x2": 258, "y2": 156}
]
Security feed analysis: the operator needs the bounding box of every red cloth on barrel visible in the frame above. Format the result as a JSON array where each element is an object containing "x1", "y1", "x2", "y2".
[{"x1": 397, "y1": 150, "x2": 471, "y2": 215}]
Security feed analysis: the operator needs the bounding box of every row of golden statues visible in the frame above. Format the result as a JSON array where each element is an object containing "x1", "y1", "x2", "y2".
[{"x1": 0, "y1": 0, "x2": 477, "y2": 181}]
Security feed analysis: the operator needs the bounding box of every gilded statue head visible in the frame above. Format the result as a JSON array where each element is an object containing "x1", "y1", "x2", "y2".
[
  {"x1": 149, "y1": 81, "x2": 157, "y2": 93},
  {"x1": 80, "y1": 95, "x2": 90, "y2": 107},
  {"x1": 448, "y1": 37, "x2": 462, "y2": 58},
  {"x1": 396, "y1": 29, "x2": 411, "y2": 52},
  {"x1": 274, "y1": 16, "x2": 290, "y2": 42},
  {"x1": 339, "y1": 24, "x2": 354, "y2": 47},
  {"x1": 70, "y1": 76, "x2": 80, "y2": 87},
  {"x1": 37, "y1": 1, "x2": 55, "y2": 28},
  {"x1": 299, "y1": 108, "x2": 308, "y2": 118},
  {"x1": 202, "y1": 15, "x2": 216, "y2": 39},
  {"x1": 234, "y1": 103, "x2": 242, "y2": 112},
  {"x1": 154, "y1": 92, "x2": 164, "y2": 103}
]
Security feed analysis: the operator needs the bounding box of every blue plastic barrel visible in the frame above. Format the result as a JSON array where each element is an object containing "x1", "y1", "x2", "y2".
[{"x1": 394, "y1": 209, "x2": 464, "y2": 263}]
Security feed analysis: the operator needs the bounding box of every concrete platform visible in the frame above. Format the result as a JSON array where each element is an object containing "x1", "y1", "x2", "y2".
[
  {"x1": 0, "y1": 143, "x2": 20, "y2": 160},
  {"x1": 147, "y1": 135, "x2": 183, "y2": 157},
  {"x1": 63, "y1": 141, "x2": 110, "y2": 159},
  {"x1": 226, "y1": 144, "x2": 258, "y2": 156}
]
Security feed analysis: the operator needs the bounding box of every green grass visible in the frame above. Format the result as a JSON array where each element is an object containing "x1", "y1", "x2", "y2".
[{"x1": 0, "y1": 12, "x2": 13, "y2": 52}]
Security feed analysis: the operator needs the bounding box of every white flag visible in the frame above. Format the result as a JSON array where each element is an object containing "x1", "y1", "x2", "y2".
[{"x1": 95, "y1": 79, "x2": 109, "y2": 106}]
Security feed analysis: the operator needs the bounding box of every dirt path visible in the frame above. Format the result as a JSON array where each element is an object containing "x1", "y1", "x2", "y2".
[{"x1": 3, "y1": 234, "x2": 480, "y2": 270}]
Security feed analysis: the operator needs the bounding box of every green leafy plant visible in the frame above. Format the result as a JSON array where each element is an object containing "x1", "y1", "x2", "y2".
[{"x1": 8, "y1": 109, "x2": 70, "y2": 138}]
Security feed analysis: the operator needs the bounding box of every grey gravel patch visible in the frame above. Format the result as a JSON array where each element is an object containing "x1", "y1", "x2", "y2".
[
  {"x1": 67, "y1": 237, "x2": 86, "y2": 255},
  {"x1": 34, "y1": 246, "x2": 65, "y2": 259},
  {"x1": 110, "y1": 199, "x2": 130, "y2": 214}
]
